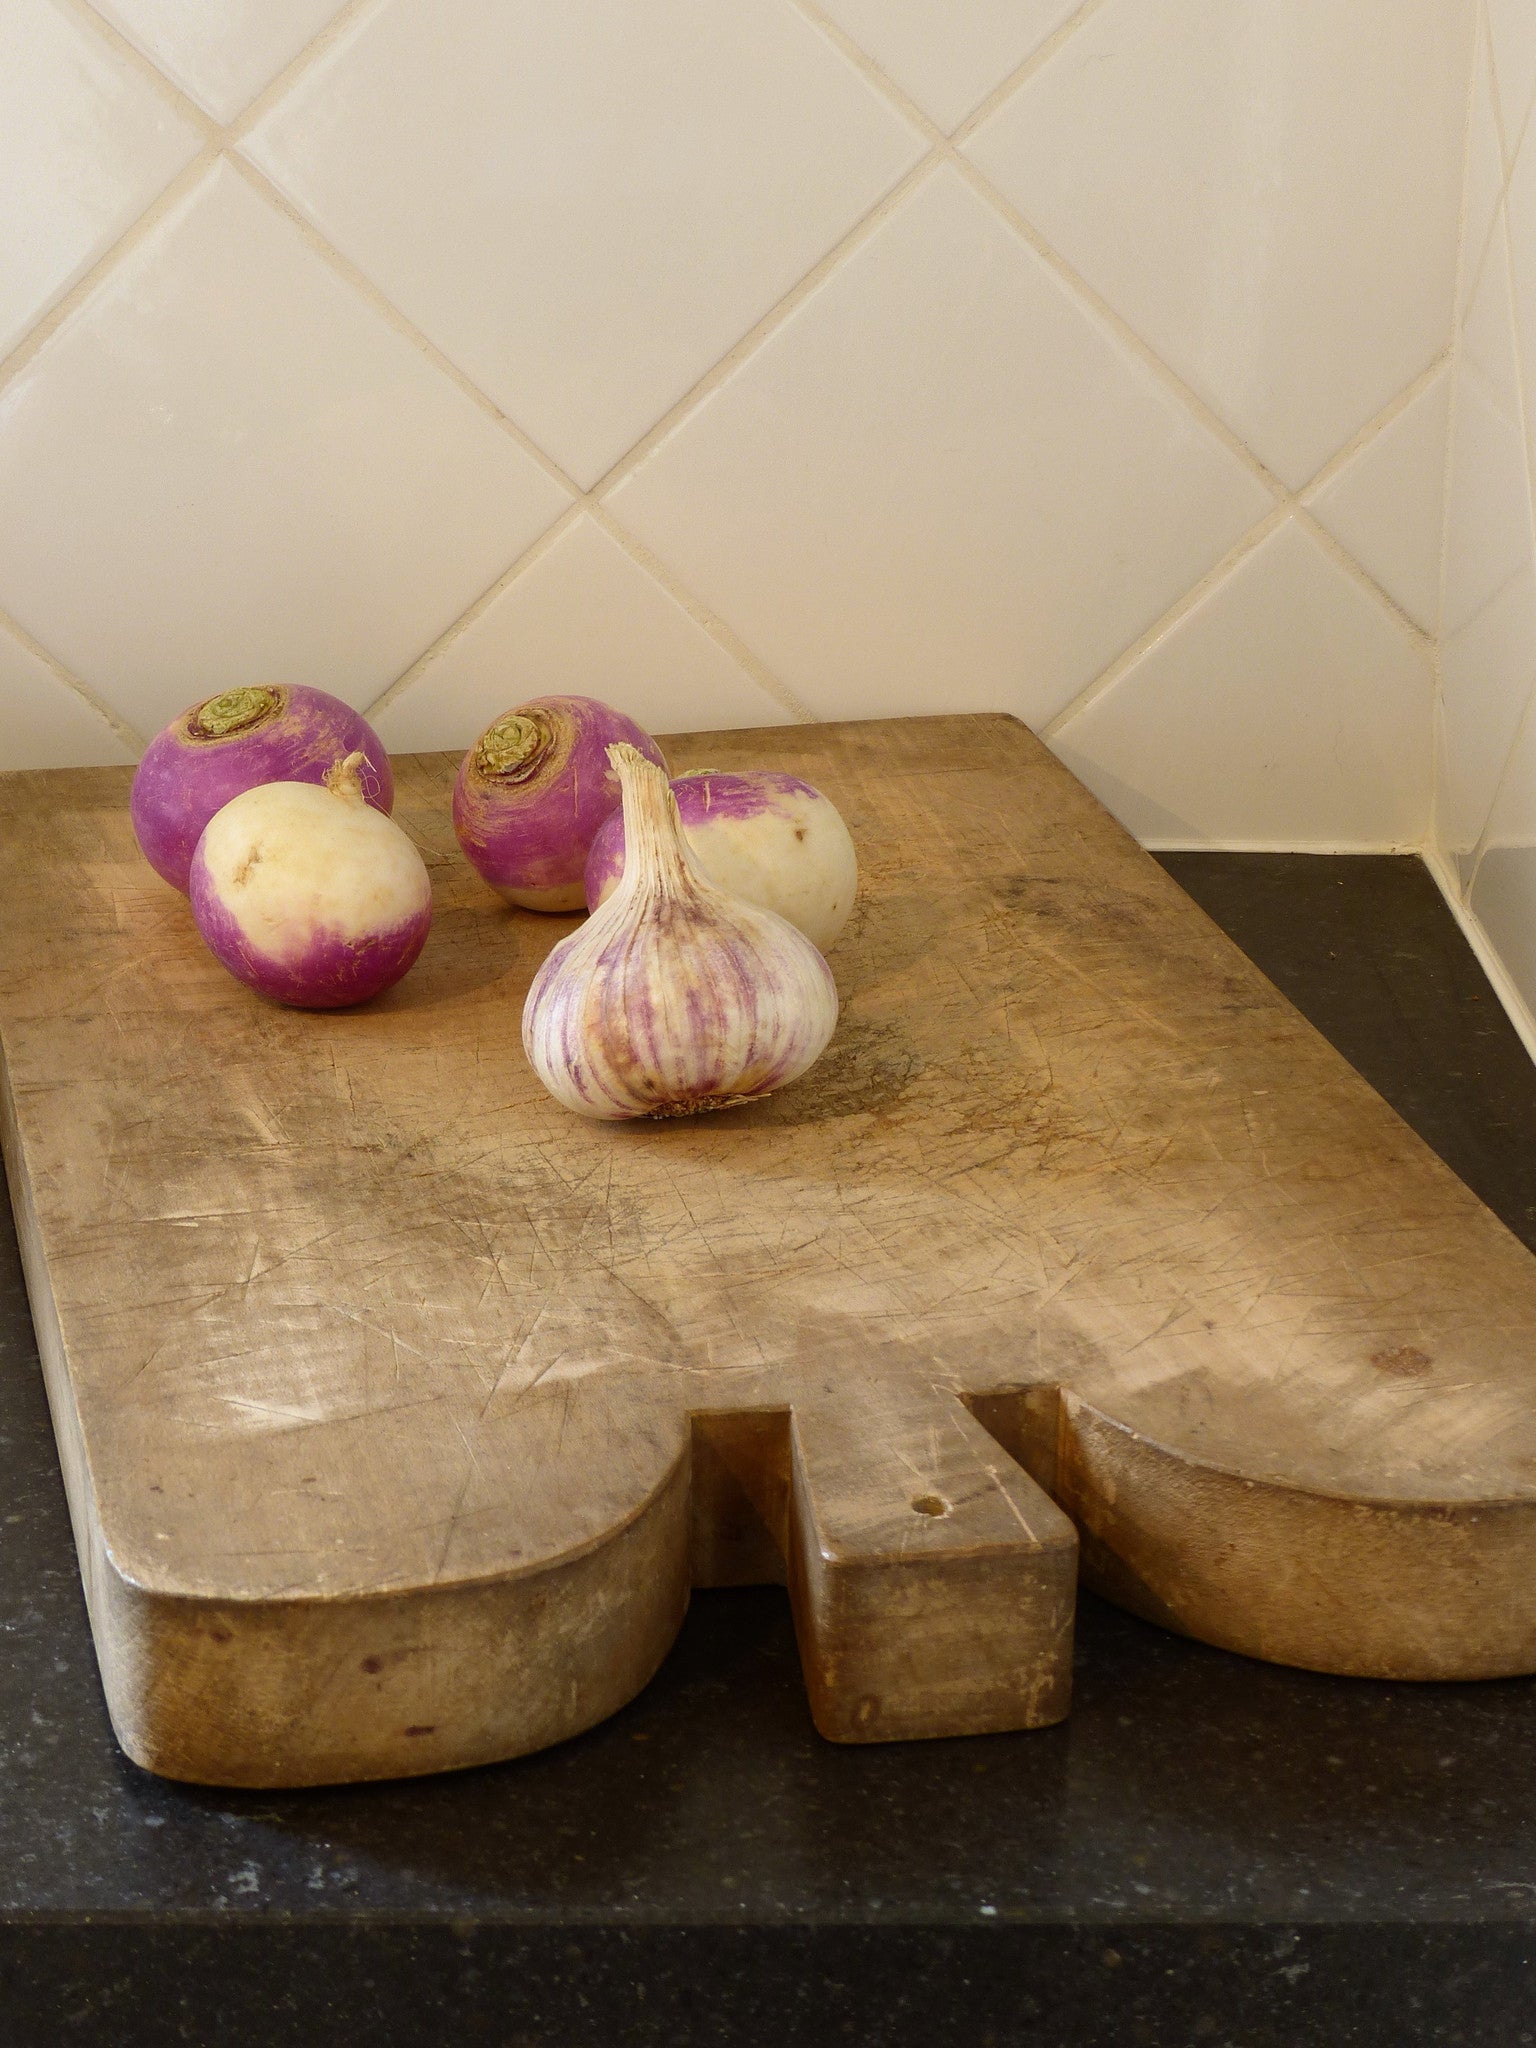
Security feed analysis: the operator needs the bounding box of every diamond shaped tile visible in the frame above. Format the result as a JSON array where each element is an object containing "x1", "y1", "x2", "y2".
[
  {"x1": 1050, "y1": 519, "x2": 1434, "y2": 848},
  {"x1": 1439, "y1": 220, "x2": 1536, "y2": 865},
  {"x1": 91, "y1": 0, "x2": 354, "y2": 125},
  {"x1": 0, "y1": 0, "x2": 202, "y2": 361},
  {"x1": 373, "y1": 515, "x2": 794, "y2": 752},
  {"x1": 813, "y1": 0, "x2": 1082, "y2": 131},
  {"x1": 1507, "y1": 106, "x2": 1536, "y2": 488},
  {"x1": 1460, "y1": 20, "x2": 1508, "y2": 317},
  {"x1": 0, "y1": 162, "x2": 570, "y2": 736},
  {"x1": 243, "y1": 0, "x2": 926, "y2": 489},
  {"x1": 966, "y1": 0, "x2": 1474, "y2": 489},
  {"x1": 1306, "y1": 369, "x2": 1450, "y2": 634},
  {"x1": 609, "y1": 168, "x2": 1272, "y2": 730},
  {"x1": 0, "y1": 616, "x2": 136, "y2": 770}
]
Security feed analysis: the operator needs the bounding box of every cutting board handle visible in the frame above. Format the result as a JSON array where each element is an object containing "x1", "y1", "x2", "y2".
[{"x1": 693, "y1": 1389, "x2": 1078, "y2": 1741}]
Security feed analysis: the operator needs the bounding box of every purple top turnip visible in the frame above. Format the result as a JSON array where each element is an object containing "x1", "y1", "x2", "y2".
[
  {"x1": 131, "y1": 685, "x2": 394, "y2": 893},
  {"x1": 452, "y1": 694, "x2": 665, "y2": 912},
  {"x1": 190, "y1": 754, "x2": 431, "y2": 1010},
  {"x1": 585, "y1": 769, "x2": 858, "y2": 953}
]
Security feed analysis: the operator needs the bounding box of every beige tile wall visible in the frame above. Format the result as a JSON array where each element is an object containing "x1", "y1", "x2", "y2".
[
  {"x1": 1435, "y1": 0, "x2": 1536, "y2": 1043},
  {"x1": 0, "y1": 0, "x2": 1474, "y2": 862}
]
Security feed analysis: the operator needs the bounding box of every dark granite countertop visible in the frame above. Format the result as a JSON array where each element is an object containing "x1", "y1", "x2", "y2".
[{"x1": 3, "y1": 854, "x2": 1535, "y2": 2045}]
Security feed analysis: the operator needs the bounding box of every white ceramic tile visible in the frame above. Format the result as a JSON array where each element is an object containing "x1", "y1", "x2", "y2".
[
  {"x1": 373, "y1": 515, "x2": 793, "y2": 753},
  {"x1": 966, "y1": 0, "x2": 1474, "y2": 489},
  {"x1": 1310, "y1": 364, "x2": 1458, "y2": 626},
  {"x1": 91, "y1": 0, "x2": 353, "y2": 125},
  {"x1": 1469, "y1": 683, "x2": 1536, "y2": 1015},
  {"x1": 0, "y1": 619, "x2": 136, "y2": 771},
  {"x1": 0, "y1": 162, "x2": 570, "y2": 737},
  {"x1": 1460, "y1": 20, "x2": 1508, "y2": 318},
  {"x1": 1488, "y1": 0, "x2": 1536, "y2": 160},
  {"x1": 812, "y1": 0, "x2": 1081, "y2": 132},
  {"x1": 1306, "y1": 370, "x2": 1451, "y2": 634},
  {"x1": 1434, "y1": 722, "x2": 1481, "y2": 896},
  {"x1": 244, "y1": 0, "x2": 926, "y2": 489},
  {"x1": 1505, "y1": 115, "x2": 1536, "y2": 488},
  {"x1": 1479, "y1": 687, "x2": 1536, "y2": 854},
  {"x1": 1439, "y1": 223, "x2": 1536, "y2": 862},
  {"x1": 0, "y1": 0, "x2": 202, "y2": 361},
  {"x1": 1470, "y1": 839, "x2": 1536, "y2": 1019},
  {"x1": 1440, "y1": 554, "x2": 1536, "y2": 862},
  {"x1": 1050, "y1": 519, "x2": 1434, "y2": 847},
  {"x1": 610, "y1": 169, "x2": 1273, "y2": 731}
]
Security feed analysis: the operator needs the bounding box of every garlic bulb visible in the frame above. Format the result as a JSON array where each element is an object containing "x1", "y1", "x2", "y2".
[{"x1": 522, "y1": 745, "x2": 839, "y2": 1120}]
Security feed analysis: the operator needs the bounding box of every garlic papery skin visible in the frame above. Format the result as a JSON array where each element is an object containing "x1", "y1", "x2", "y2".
[{"x1": 522, "y1": 745, "x2": 838, "y2": 1121}]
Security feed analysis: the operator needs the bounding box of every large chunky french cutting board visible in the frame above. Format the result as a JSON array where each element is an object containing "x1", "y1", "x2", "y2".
[{"x1": 4, "y1": 714, "x2": 1536, "y2": 1787}]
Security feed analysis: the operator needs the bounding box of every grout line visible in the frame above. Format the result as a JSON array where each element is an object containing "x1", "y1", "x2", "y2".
[
  {"x1": 53, "y1": 0, "x2": 219, "y2": 135},
  {"x1": 790, "y1": 0, "x2": 1111, "y2": 151},
  {"x1": 361, "y1": 504, "x2": 587, "y2": 723},
  {"x1": 226, "y1": 157, "x2": 584, "y2": 503},
  {"x1": 588, "y1": 506, "x2": 818, "y2": 722},
  {"x1": 1044, "y1": 342, "x2": 1456, "y2": 747},
  {"x1": 31, "y1": 0, "x2": 1441, "y2": 573},
  {"x1": 1040, "y1": 505, "x2": 1289, "y2": 740},
  {"x1": 950, "y1": 0, "x2": 1113, "y2": 144},
  {"x1": 588, "y1": 155, "x2": 943, "y2": 498},
  {"x1": 1456, "y1": 27, "x2": 1517, "y2": 331},
  {"x1": 1512, "y1": 81, "x2": 1536, "y2": 178},
  {"x1": 792, "y1": 0, "x2": 1295, "y2": 508},
  {"x1": 16, "y1": 0, "x2": 1476, "y2": 770},
  {"x1": 1457, "y1": 0, "x2": 1519, "y2": 332},
  {"x1": 1427, "y1": 0, "x2": 1491, "y2": 879},
  {"x1": 942, "y1": 153, "x2": 1290, "y2": 502},
  {"x1": 1463, "y1": 618, "x2": 1536, "y2": 894},
  {"x1": 1423, "y1": 846, "x2": 1536, "y2": 1067},
  {"x1": 1460, "y1": 205, "x2": 1508, "y2": 325},
  {"x1": 0, "y1": 150, "x2": 218, "y2": 402},
  {"x1": 0, "y1": 605, "x2": 144, "y2": 757},
  {"x1": 1493, "y1": 37, "x2": 1536, "y2": 179},
  {"x1": 1497, "y1": 130, "x2": 1536, "y2": 588},
  {"x1": 797, "y1": 0, "x2": 1468, "y2": 672},
  {"x1": 364, "y1": 497, "x2": 817, "y2": 732},
  {"x1": 1297, "y1": 352, "x2": 1451, "y2": 502},
  {"x1": 1290, "y1": 504, "x2": 1434, "y2": 652},
  {"x1": 0, "y1": 0, "x2": 388, "y2": 397},
  {"x1": 1460, "y1": 36, "x2": 1536, "y2": 897},
  {"x1": 789, "y1": 0, "x2": 946, "y2": 144},
  {"x1": 222, "y1": 0, "x2": 389, "y2": 146}
]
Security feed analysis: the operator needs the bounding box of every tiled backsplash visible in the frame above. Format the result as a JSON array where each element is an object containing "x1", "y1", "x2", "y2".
[
  {"x1": 0, "y1": 0, "x2": 1477, "y2": 864},
  {"x1": 1435, "y1": 1, "x2": 1536, "y2": 1046}
]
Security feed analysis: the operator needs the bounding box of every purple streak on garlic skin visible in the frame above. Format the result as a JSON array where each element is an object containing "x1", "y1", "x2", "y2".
[
  {"x1": 131, "y1": 685, "x2": 393, "y2": 893},
  {"x1": 189, "y1": 756, "x2": 431, "y2": 1009},
  {"x1": 584, "y1": 769, "x2": 858, "y2": 953},
  {"x1": 453, "y1": 693, "x2": 665, "y2": 912},
  {"x1": 524, "y1": 746, "x2": 838, "y2": 1121}
]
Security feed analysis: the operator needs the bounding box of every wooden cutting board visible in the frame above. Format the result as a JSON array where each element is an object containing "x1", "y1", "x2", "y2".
[{"x1": 4, "y1": 713, "x2": 1536, "y2": 1788}]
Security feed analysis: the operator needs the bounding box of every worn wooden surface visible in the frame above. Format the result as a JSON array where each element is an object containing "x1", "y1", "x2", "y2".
[{"x1": 4, "y1": 713, "x2": 1536, "y2": 1788}]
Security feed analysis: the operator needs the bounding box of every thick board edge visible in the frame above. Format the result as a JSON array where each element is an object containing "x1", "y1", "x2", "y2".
[
  {"x1": 1058, "y1": 1394, "x2": 1536, "y2": 1681},
  {"x1": 97, "y1": 1462, "x2": 693, "y2": 1788},
  {"x1": 4, "y1": 1042, "x2": 695, "y2": 1787}
]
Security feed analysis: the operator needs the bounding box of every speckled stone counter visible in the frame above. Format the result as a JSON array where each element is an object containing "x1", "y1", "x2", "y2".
[{"x1": 2, "y1": 855, "x2": 1535, "y2": 2046}]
